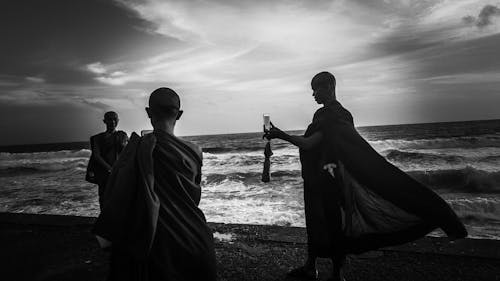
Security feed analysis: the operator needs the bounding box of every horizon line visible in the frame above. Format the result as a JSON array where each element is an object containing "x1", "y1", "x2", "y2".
[{"x1": 1, "y1": 117, "x2": 499, "y2": 148}]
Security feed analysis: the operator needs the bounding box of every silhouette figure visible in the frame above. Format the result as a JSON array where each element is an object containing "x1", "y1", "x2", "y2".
[
  {"x1": 93, "y1": 88, "x2": 217, "y2": 281},
  {"x1": 265, "y1": 71, "x2": 467, "y2": 281},
  {"x1": 86, "y1": 111, "x2": 128, "y2": 210}
]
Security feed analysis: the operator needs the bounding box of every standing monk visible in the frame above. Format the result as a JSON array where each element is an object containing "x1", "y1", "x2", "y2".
[
  {"x1": 88, "y1": 111, "x2": 128, "y2": 210},
  {"x1": 265, "y1": 71, "x2": 467, "y2": 281},
  {"x1": 93, "y1": 88, "x2": 217, "y2": 281}
]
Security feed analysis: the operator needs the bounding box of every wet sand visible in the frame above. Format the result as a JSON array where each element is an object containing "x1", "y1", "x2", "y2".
[{"x1": 0, "y1": 213, "x2": 499, "y2": 281}]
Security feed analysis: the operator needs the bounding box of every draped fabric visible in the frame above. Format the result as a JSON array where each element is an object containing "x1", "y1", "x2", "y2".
[
  {"x1": 300, "y1": 110, "x2": 344, "y2": 258},
  {"x1": 87, "y1": 131, "x2": 128, "y2": 203},
  {"x1": 93, "y1": 131, "x2": 216, "y2": 281},
  {"x1": 304, "y1": 101, "x2": 467, "y2": 255},
  {"x1": 90, "y1": 131, "x2": 128, "y2": 184}
]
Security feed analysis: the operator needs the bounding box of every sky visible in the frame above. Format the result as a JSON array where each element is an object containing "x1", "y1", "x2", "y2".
[{"x1": 1, "y1": 0, "x2": 500, "y2": 145}]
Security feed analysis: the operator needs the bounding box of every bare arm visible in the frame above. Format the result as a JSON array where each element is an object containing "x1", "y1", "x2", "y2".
[
  {"x1": 264, "y1": 123, "x2": 323, "y2": 150},
  {"x1": 264, "y1": 122, "x2": 337, "y2": 177},
  {"x1": 280, "y1": 131, "x2": 323, "y2": 150}
]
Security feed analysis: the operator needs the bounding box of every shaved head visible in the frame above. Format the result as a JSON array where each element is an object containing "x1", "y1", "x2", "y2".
[
  {"x1": 311, "y1": 71, "x2": 336, "y2": 104},
  {"x1": 104, "y1": 111, "x2": 118, "y2": 120},
  {"x1": 311, "y1": 71, "x2": 336, "y2": 89},
  {"x1": 148, "y1": 87, "x2": 181, "y2": 120}
]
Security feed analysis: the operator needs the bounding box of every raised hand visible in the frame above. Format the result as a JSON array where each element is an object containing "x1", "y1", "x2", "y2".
[{"x1": 264, "y1": 122, "x2": 286, "y2": 140}]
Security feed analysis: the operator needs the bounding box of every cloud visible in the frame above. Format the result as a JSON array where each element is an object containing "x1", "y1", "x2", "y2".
[
  {"x1": 419, "y1": 71, "x2": 500, "y2": 84},
  {"x1": 95, "y1": 0, "x2": 384, "y2": 91},
  {"x1": 462, "y1": 15, "x2": 476, "y2": 25},
  {"x1": 463, "y1": 4, "x2": 500, "y2": 28},
  {"x1": 0, "y1": 0, "x2": 178, "y2": 87},
  {"x1": 80, "y1": 99, "x2": 113, "y2": 112},
  {"x1": 86, "y1": 62, "x2": 130, "y2": 85},
  {"x1": 2, "y1": 0, "x2": 500, "y2": 142},
  {"x1": 478, "y1": 4, "x2": 500, "y2": 26},
  {"x1": 25, "y1": 77, "x2": 45, "y2": 83},
  {"x1": 87, "y1": 63, "x2": 107, "y2": 74}
]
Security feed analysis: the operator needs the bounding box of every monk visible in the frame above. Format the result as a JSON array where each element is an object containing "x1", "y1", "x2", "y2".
[
  {"x1": 93, "y1": 88, "x2": 217, "y2": 281},
  {"x1": 265, "y1": 71, "x2": 467, "y2": 281},
  {"x1": 87, "y1": 111, "x2": 128, "y2": 210}
]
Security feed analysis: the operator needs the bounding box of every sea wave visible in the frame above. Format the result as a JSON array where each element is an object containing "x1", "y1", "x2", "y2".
[
  {"x1": 203, "y1": 170, "x2": 301, "y2": 186},
  {"x1": 409, "y1": 167, "x2": 500, "y2": 193},
  {"x1": 202, "y1": 166, "x2": 500, "y2": 193},
  {"x1": 202, "y1": 142, "x2": 290, "y2": 154},
  {"x1": 0, "y1": 159, "x2": 88, "y2": 177},
  {"x1": 384, "y1": 149, "x2": 465, "y2": 164},
  {"x1": 448, "y1": 197, "x2": 500, "y2": 224},
  {"x1": 0, "y1": 149, "x2": 91, "y2": 160},
  {"x1": 370, "y1": 133, "x2": 500, "y2": 151}
]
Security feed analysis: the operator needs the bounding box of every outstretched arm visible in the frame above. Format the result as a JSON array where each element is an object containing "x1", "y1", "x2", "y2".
[{"x1": 264, "y1": 123, "x2": 323, "y2": 150}]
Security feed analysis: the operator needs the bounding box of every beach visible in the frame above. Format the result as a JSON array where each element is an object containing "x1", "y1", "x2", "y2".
[
  {"x1": 1, "y1": 120, "x2": 500, "y2": 280},
  {"x1": 1, "y1": 213, "x2": 499, "y2": 281}
]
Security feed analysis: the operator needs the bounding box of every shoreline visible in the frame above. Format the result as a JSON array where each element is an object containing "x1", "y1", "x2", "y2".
[
  {"x1": 1, "y1": 212, "x2": 500, "y2": 259},
  {"x1": 1, "y1": 212, "x2": 500, "y2": 281}
]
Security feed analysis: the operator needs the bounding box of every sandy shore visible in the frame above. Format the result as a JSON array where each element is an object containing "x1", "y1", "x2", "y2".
[{"x1": 0, "y1": 212, "x2": 499, "y2": 281}]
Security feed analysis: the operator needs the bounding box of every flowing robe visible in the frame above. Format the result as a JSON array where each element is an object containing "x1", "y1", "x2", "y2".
[
  {"x1": 93, "y1": 131, "x2": 216, "y2": 281},
  {"x1": 300, "y1": 116, "x2": 344, "y2": 258},
  {"x1": 302, "y1": 101, "x2": 467, "y2": 255}
]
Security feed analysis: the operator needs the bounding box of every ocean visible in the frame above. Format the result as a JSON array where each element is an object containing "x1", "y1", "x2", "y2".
[{"x1": 1, "y1": 119, "x2": 499, "y2": 239}]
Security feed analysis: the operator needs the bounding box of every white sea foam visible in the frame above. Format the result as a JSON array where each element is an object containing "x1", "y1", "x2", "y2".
[
  {"x1": 1, "y1": 121, "x2": 500, "y2": 239},
  {"x1": 213, "y1": 232, "x2": 236, "y2": 243}
]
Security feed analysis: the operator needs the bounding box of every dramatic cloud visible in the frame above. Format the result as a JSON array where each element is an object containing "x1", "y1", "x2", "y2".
[
  {"x1": 463, "y1": 4, "x2": 500, "y2": 28},
  {"x1": 1, "y1": 0, "x2": 499, "y2": 144}
]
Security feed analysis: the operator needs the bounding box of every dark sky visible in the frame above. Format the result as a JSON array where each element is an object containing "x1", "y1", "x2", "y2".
[{"x1": 1, "y1": 0, "x2": 500, "y2": 145}]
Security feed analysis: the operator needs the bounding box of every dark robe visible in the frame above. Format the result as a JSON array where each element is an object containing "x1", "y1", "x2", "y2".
[
  {"x1": 309, "y1": 101, "x2": 467, "y2": 255},
  {"x1": 300, "y1": 110, "x2": 344, "y2": 258},
  {"x1": 88, "y1": 131, "x2": 128, "y2": 207},
  {"x1": 93, "y1": 131, "x2": 216, "y2": 281}
]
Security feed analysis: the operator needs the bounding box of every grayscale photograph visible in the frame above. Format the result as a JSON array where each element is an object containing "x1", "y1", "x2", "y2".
[{"x1": 0, "y1": 1, "x2": 499, "y2": 280}]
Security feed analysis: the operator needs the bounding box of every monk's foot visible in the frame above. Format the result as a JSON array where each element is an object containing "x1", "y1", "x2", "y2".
[{"x1": 287, "y1": 266, "x2": 318, "y2": 280}]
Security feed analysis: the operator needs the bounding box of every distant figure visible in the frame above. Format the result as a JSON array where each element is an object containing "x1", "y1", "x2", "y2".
[
  {"x1": 265, "y1": 71, "x2": 467, "y2": 281},
  {"x1": 93, "y1": 88, "x2": 217, "y2": 281},
  {"x1": 87, "y1": 111, "x2": 128, "y2": 210}
]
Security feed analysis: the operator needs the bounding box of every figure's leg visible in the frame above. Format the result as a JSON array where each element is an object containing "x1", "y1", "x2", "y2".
[
  {"x1": 287, "y1": 251, "x2": 318, "y2": 280},
  {"x1": 287, "y1": 223, "x2": 319, "y2": 280},
  {"x1": 329, "y1": 255, "x2": 346, "y2": 281},
  {"x1": 97, "y1": 174, "x2": 109, "y2": 211},
  {"x1": 324, "y1": 194, "x2": 346, "y2": 281},
  {"x1": 304, "y1": 247, "x2": 317, "y2": 270},
  {"x1": 287, "y1": 182, "x2": 319, "y2": 280},
  {"x1": 97, "y1": 182, "x2": 105, "y2": 211}
]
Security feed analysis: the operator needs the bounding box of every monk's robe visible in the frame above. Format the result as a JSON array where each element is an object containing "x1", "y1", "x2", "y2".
[
  {"x1": 300, "y1": 112, "x2": 345, "y2": 259},
  {"x1": 304, "y1": 101, "x2": 468, "y2": 256},
  {"x1": 87, "y1": 130, "x2": 128, "y2": 206},
  {"x1": 93, "y1": 131, "x2": 216, "y2": 281}
]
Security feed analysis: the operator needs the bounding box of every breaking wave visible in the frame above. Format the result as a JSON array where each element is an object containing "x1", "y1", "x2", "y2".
[{"x1": 409, "y1": 167, "x2": 500, "y2": 193}]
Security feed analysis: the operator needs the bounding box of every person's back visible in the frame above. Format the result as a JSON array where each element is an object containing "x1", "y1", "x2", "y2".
[
  {"x1": 94, "y1": 88, "x2": 216, "y2": 281},
  {"x1": 148, "y1": 130, "x2": 215, "y2": 280}
]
